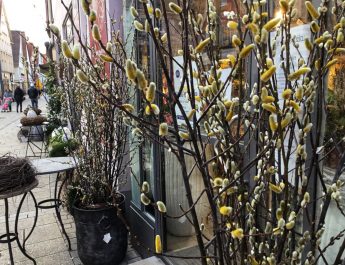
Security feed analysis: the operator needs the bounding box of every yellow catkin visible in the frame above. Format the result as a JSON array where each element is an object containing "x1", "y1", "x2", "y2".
[
  {"x1": 281, "y1": 114, "x2": 292, "y2": 128},
  {"x1": 219, "y1": 206, "x2": 232, "y2": 216},
  {"x1": 324, "y1": 59, "x2": 338, "y2": 69},
  {"x1": 155, "y1": 8, "x2": 162, "y2": 19},
  {"x1": 146, "y1": 82, "x2": 156, "y2": 103},
  {"x1": 239, "y1": 44, "x2": 255, "y2": 59},
  {"x1": 49, "y1": 24, "x2": 60, "y2": 38},
  {"x1": 157, "y1": 201, "x2": 167, "y2": 213},
  {"x1": 303, "y1": 123, "x2": 313, "y2": 133},
  {"x1": 227, "y1": 21, "x2": 238, "y2": 30},
  {"x1": 269, "y1": 115, "x2": 278, "y2": 131},
  {"x1": 310, "y1": 21, "x2": 320, "y2": 33},
  {"x1": 81, "y1": 0, "x2": 90, "y2": 15},
  {"x1": 262, "y1": 103, "x2": 277, "y2": 113},
  {"x1": 263, "y1": 17, "x2": 281, "y2": 31},
  {"x1": 262, "y1": 96, "x2": 275, "y2": 103},
  {"x1": 328, "y1": 48, "x2": 345, "y2": 55},
  {"x1": 305, "y1": 38, "x2": 313, "y2": 51},
  {"x1": 76, "y1": 70, "x2": 89, "y2": 83},
  {"x1": 225, "y1": 110, "x2": 234, "y2": 121},
  {"x1": 106, "y1": 42, "x2": 112, "y2": 52},
  {"x1": 195, "y1": 38, "x2": 211, "y2": 53},
  {"x1": 295, "y1": 86, "x2": 303, "y2": 101},
  {"x1": 61, "y1": 40, "x2": 73, "y2": 58},
  {"x1": 288, "y1": 100, "x2": 300, "y2": 112},
  {"x1": 136, "y1": 70, "x2": 147, "y2": 90},
  {"x1": 288, "y1": 67, "x2": 311, "y2": 81},
  {"x1": 282, "y1": 88, "x2": 293, "y2": 99},
  {"x1": 187, "y1": 109, "x2": 196, "y2": 120},
  {"x1": 305, "y1": 1, "x2": 320, "y2": 19},
  {"x1": 133, "y1": 20, "x2": 144, "y2": 31},
  {"x1": 89, "y1": 10, "x2": 97, "y2": 22},
  {"x1": 155, "y1": 235, "x2": 162, "y2": 254},
  {"x1": 261, "y1": 87, "x2": 268, "y2": 101},
  {"x1": 260, "y1": 66, "x2": 276, "y2": 82},
  {"x1": 269, "y1": 183, "x2": 283, "y2": 193},
  {"x1": 179, "y1": 131, "x2": 190, "y2": 140},
  {"x1": 121, "y1": 104, "x2": 135, "y2": 113},
  {"x1": 279, "y1": 0, "x2": 289, "y2": 13},
  {"x1": 161, "y1": 33, "x2": 167, "y2": 43},
  {"x1": 231, "y1": 228, "x2": 244, "y2": 240},
  {"x1": 130, "y1": 6, "x2": 138, "y2": 18},
  {"x1": 169, "y1": 2, "x2": 182, "y2": 14},
  {"x1": 125, "y1": 59, "x2": 137, "y2": 81},
  {"x1": 145, "y1": 104, "x2": 160, "y2": 115},
  {"x1": 99, "y1": 54, "x2": 113, "y2": 62},
  {"x1": 247, "y1": 23, "x2": 259, "y2": 34},
  {"x1": 227, "y1": 54, "x2": 236, "y2": 67},
  {"x1": 92, "y1": 24, "x2": 101, "y2": 41},
  {"x1": 232, "y1": 35, "x2": 242, "y2": 47},
  {"x1": 159, "y1": 123, "x2": 168, "y2": 136},
  {"x1": 286, "y1": 221, "x2": 295, "y2": 230}
]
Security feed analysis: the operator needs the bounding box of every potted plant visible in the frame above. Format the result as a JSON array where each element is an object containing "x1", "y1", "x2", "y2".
[{"x1": 49, "y1": 18, "x2": 131, "y2": 265}]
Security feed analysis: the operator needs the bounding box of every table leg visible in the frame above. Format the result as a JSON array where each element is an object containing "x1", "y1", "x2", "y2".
[
  {"x1": 55, "y1": 172, "x2": 72, "y2": 250},
  {"x1": 15, "y1": 191, "x2": 38, "y2": 249},
  {"x1": 14, "y1": 193, "x2": 37, "y2": 265},
  {"x1": 4, "y1": 198, "x2": 15, "y2": 265}
]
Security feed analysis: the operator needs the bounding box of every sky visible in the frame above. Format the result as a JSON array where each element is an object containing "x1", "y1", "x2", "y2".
[{"x1": 4, "y1": 0, "x2": 48, "y2": 51}]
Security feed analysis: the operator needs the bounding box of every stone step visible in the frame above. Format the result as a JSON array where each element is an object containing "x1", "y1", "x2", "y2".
[{"x1": 131, "y1": 256, "x2": 165, "y2": 265}]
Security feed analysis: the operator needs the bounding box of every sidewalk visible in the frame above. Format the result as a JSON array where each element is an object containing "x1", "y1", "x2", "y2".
[{"x1": 0, "y1": 97, "x2": 141, "y2": 265}]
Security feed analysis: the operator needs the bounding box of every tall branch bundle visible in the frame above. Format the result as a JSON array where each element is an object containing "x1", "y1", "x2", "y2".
[{"x1": 52, "y1": 0, "x2": 345, "y2": 264}]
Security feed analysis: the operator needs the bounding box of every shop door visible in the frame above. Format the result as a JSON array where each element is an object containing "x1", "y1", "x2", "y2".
[{"x1": 129, "y1": 14, "x2": 165, "y2": 257}]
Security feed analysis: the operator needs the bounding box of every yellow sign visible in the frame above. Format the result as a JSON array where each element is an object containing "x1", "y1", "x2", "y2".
[{"x1": 36, "y1": 79, "x2": 43, "y2": 89}]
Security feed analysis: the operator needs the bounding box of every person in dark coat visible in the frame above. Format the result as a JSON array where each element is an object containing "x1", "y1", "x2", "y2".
[
  {"x1": 28, "y1": 85, "x2": 39, "y2": 109},
  {"x1": 14, "y1": 86, "x2": 24, "y2": 112}
]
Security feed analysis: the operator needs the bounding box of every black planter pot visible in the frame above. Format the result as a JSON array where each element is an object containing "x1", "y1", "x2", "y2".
[{"x1": 73, "y1": 195, "x2": 128, "y2": 265}]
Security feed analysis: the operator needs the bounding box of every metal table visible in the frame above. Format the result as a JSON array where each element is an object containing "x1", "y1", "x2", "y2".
[
  {"x1": 0, "y1": 179, "x2": 39, "y2": 265},
  {"x1": 31, "y1": 157, "x2": 77, "y2": 250}
]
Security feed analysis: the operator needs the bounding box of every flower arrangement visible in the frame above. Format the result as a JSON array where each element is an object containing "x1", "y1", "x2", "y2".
[{"x1": 50, "y1": 0, "x2": 345, "y2": 264}]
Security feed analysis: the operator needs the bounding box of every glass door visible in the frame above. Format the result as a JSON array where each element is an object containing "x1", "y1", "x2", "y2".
[{"x1": 129, "y1": 0, "x2": 165, "y2": 257}]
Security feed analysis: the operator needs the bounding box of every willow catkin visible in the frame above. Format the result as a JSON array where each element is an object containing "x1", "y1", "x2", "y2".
[
  {"x1": 263, "y1": 18, "x2": 281, "y2": 31},
  {"x1": 125, "y1": 59, "x2": 137, "y2": 81},
  {"x1": 89, "y1": 10, "x2": 97, "y2": 22},
  {"x1": 239, "y1": 44, "x2": 255, "y2": 58},
  {"x1": 305, "y1": 1, "x2": 320, "y2": 19},
  {"x1": 169, "y1": 2, "x2": 182, "y2": 14},
  {"x1": 134, "y1": 20, "x2": 144, "y2": 31},
  {"x1": 49, "y1": 24, "x2": 60, "y2": 38},
  {"x1": 76, "y1": 70, "x2": 89, "y2": 83},
  {"x1": 61, "y1": 40, "x2": 73, "y2": 58},
  {"x1": 92, "y1": 24, "x2": 101, "y2": 41},
  {"x1": 146, "y1": 82, "x2": 156, "y2": 103},
  {"x1": 159, "y1": 123, "x2": 168, "y2": 136},
  {"x1": 72, "y1": 44, "x2": 81, "y2": 60},
  {"x1": 155, "y1": 235, "x2": 162, "y2": 254},
  {"x1": 99, "y1": 54, "x2": 113, "y2": 62},
  {"x1": 260, "y1": 66, "x2": 276, "y2": 82},
  {"x1": 195, "y1": 38, "x2": 211, "y2": 53},
  {"x1": 288, "y1": 67, "x2": 311, "y2": 81}
]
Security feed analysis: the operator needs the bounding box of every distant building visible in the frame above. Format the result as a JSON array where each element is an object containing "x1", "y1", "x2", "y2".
[
  {"x1": 11, "y1": 30, "x2": 29, "y2": 92},
  {"x1": 0, "y1": 1, "x2": 14, "y2": 95}
]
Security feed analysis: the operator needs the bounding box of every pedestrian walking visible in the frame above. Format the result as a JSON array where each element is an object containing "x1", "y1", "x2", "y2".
[
  {"x1": 28, "y1": 85, "x2": 39, "y2": 109},
  {"x1": 3, "y1": 89, "x2": 13, "y2": 112},
  {"x1": 14, "y1": 86, "x2": 24, "y2": 112}
]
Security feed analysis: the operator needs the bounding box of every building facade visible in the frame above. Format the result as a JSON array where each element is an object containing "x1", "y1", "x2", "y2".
[{"x1": 0, "y1": 2, "x2": 14, "y2": 96}]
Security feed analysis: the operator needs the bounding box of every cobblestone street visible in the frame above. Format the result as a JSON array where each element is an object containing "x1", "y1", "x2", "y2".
[{"x1": 0, "y1": 97, "x2": 142, "y2": 265}]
